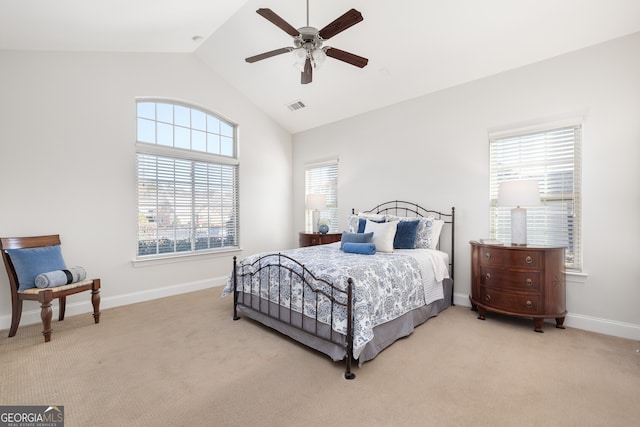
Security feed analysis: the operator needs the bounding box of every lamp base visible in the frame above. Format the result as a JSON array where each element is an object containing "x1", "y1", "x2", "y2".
[
  {"x1": 511, "y1": 207, "x2": 527, "y2": 246},
  {"x1": 312, "y1": 210, "x2": 320, "y2": 233}
]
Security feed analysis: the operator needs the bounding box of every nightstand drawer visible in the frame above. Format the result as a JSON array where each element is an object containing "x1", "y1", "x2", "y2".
[
  {"x1": 480, "y1": 288, "x2": 541, "y2": 314},
  {"x1": 300, "y1": 234, "x2": 320, "y2": 246},
  {"x1": 479, "y1": 247, "x2": 542, "y2": 269},
  {"x1": 299, "y1": 232, "x2": 342, "y2": 247},
  {"x1": 480, "y1": 267, "x2": 541, "y2": 292}
]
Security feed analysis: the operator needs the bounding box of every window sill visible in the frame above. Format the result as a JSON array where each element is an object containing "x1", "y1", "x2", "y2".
[
  {"x1": 567, "y1": 270, "x2": 588, "y2": 285},
  {"x1": 132, "y1": 247, "x2": 242, "y2": 268}
]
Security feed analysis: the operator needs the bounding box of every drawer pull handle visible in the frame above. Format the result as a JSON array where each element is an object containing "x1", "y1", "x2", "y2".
[
  {"x1": 485, "y1": 252, "x2": 491, "y2": 260},
  {"x1": 526, "y1": 278, "x2": 533, "y2": 286},
  {"x1": 485, "y1": 294, "x2": 491, "y2": 301},
  {"x1": 485, "y1": 273, "x2": 491, "y2": 281},
  {"x1": 525, "y1": 300, "x2": 533, "y2": 308},
  {"x1": 525, "y1": 256, "x2": 533, "y2": 264}
]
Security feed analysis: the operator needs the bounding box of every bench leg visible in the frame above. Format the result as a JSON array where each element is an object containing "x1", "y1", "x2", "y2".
[
  {"x1": 58, "y1": 296, "x2": 66, "y2": 321},
  {"x1": 39, "y1": 290, "x2": 54, "y2": 342},
  {"x1": 91, "y1": 281, "x2": 101, "y2": 324},
  {"x1": 8, "y1": 299, "x2": 23, "y2": 338}
]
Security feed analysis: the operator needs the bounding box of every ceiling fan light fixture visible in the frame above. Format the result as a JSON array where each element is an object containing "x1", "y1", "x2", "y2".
[
  {"x1": 293, "y1": 47, "x2": 307, "y2": 64},
  {"x1": 312, "y1": 49, "x2": 327, "y2": 68}
]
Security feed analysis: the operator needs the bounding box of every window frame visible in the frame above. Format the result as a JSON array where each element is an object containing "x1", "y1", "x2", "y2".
[
  {"x1": 489, "y1": 121, "x2": 582, "y2": 271},
  {"x1": 305, "y1": 159, "x2": 339, "y2": 233},
  {"x1": 135, "y1": 98, "x2": 240, "y2": 261}
]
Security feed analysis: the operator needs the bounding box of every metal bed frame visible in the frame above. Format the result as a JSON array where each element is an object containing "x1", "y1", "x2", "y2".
[{"x1": 232, "y1": 201, "x2": 455, "y2": 380}]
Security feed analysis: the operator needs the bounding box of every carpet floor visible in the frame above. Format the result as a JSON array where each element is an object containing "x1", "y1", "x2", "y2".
[{"x1": 1, "y1": 287, "x2": 639, "y2": 426}]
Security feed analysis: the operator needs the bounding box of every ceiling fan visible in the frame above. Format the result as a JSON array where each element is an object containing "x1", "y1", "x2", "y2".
[{"x1": 245, "y1": 1, "x2": 368, "y2": 84}]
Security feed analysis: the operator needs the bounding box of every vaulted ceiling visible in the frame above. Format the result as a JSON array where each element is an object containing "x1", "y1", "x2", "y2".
[{"x1": 3, "y1": 0, "x2": 640, "y2": 133}]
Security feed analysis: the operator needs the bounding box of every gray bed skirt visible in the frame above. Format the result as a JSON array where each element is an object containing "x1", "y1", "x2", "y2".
[{"x1": 236, "y1": 277, "x2": 453, "y2": 366}]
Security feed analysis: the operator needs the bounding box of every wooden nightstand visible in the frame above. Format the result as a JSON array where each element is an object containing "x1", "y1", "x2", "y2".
[
  {"x1": 469, "y1": 241, "x2": 566, "y2": 332},
  {"x1": 299, "y1": 232, "x2": 342, "y2": 247}
]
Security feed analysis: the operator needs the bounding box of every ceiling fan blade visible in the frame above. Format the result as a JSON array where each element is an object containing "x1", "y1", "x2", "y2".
[
  {"x1": 256, "y1": 8, "x2": 299, "y2": 37},
  {"x1": 301, "y1": 58, "x2": 312, "y2": 84},
  {"x1": 325, "y1": 47, "x2": 368, "y2": 68},
  {"x1": 245, "y1": 48, "x2": 291, "y2": 63},
  {"x1": 318, "y1": 9, "x2": 363, "y2": 40}
]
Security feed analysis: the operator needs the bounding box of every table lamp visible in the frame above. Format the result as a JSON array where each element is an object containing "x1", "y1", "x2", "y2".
[{"x1": 305, "y1": 194, "x2": 326, "y2": 233}]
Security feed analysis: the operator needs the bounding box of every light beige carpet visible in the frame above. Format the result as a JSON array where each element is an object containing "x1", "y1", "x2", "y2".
[{"x1": 1, "y1": 287, "x2": 638, "y2": 427}]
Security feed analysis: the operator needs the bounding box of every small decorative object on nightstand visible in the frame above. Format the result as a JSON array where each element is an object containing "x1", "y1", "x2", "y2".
[
  {"x1": 318, "y1": 217, "x2": 330, "y2": 234},
  {"x1": 469, "y1": 241, "x2": 566, "y2": 333},
  {"x1": 299, "y1": 232, "x2": 342, "y2": 247}
]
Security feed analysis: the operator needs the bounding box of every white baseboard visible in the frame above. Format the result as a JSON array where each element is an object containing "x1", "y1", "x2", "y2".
[
  {"x1": 5, "y1": 288, "x2": 638, "y2": 342},
  {"x1": 562, "y1": 313, "x2": 640, "y2": 341},
  {"x1": 452, "y1": 292, "x2": 640, "y2": 341},
  {"x1": 0, "y1": 276, "x2": 228, "y2": 331}
]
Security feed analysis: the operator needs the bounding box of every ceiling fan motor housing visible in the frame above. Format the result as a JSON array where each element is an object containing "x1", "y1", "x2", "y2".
[{"x1": 295, "y1": 26, "x2": 323, "y2": 50}]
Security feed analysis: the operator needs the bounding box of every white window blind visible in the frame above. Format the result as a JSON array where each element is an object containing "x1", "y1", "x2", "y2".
[
  {"x1": 489, "y1": 125, "x2": 582, "y2": 270},
  {"x1": 305, "y1": 160, "x2": 338, "y2": 233},
  {"x1": 136, "y1": 100, "x2": 239, "y2": 257}
]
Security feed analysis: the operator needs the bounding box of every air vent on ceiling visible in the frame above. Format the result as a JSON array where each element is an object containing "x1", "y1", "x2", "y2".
[{"x1": 287, "y1": 100, "x2": 306, "y2": 111}]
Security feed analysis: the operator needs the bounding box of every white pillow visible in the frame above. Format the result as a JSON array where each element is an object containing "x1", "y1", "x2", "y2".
[
  {"x1": 430, "y1": 220, "x2": 445, "y2": 249},
  {"x1": 346, "y1": 215, "x2": 360, "y2": 233},
  {"x1": 364, "y1": 219, "x2": 398, "y2": 253},
  {"x1": 357, "y1": 212, "x2": 386, "y2": 221}
]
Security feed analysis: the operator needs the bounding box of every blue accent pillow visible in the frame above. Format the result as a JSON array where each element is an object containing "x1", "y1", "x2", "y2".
[
  {"x1": 340, "y1": 232, "x2": 373, "y2": 249},
  {"x1": 6, "y1": 245, "x2": 67, "y2": 291},
  {"x1": 357, "y1": 218, "x2": 384, "y2": 233},
  {"x1": 394, "y1": 220, "x2": 420, "y2": 249},
  {"x1": 342, "y1": 242, "x2": 376, "y2": 255}
]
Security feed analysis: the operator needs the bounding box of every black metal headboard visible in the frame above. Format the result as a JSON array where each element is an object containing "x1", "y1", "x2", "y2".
[{"x1": 353, "y1": 200, "x2": 455, "y2": 287}]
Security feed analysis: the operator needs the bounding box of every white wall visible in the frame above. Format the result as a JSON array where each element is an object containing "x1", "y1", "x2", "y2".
[
  {"x1": 0, "y1": 51, "x2": 293, "y2": 328},
  {"x1": 293, "y1": 32, "x2": 640, "y2": 340}
]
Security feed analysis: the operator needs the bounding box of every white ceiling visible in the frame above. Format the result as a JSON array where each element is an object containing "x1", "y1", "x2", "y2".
[{"x1": 3, "y1": 0, "x2": 640, "y2": 134}]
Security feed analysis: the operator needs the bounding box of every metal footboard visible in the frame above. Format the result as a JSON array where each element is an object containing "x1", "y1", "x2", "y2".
[{"x1": 232, "y1": 253, "x2": 356, "y2": 380}]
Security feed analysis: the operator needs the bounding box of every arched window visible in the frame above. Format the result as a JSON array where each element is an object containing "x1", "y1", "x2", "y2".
[{"x1": 136, "y1": 99, "x2": 239, "y2": 258}]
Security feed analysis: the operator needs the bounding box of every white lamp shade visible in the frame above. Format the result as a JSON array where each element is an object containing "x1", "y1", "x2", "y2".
[
  {"x1": 305, "y1": 194, "x2": 326, "y2": 210},
  {"x1": 497, "y1": 180, "x2": 541, "y2": 208}
]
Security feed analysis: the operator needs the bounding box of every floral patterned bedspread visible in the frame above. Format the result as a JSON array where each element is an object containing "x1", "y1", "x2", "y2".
[{"x1": 222, "y1": 244, "x2": 447, "y2": 359}]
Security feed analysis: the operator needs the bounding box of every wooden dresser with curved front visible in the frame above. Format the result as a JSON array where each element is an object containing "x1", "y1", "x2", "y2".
[{"x1": 470, "y1": 241, "x2": 566, "y2": 332}]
